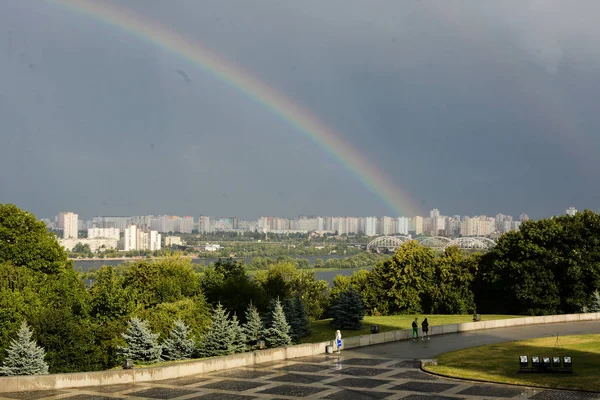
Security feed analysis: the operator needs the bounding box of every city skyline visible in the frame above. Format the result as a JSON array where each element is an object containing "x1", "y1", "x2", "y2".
[{"x1": 46, "y1": 207, "x2": 587, "y2": 237}]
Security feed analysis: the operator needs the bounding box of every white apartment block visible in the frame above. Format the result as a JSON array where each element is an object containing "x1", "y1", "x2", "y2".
[
  {"x1": 125, "y1": 225, "x2": 161, "y2": 251},
  {"x1": 381, "y1": 216, "x2": 395, "y2": 235},
  {"x1": 62, "y1": 212, "x2": 78, "y2": 239},
  {"x1": 566, "y1": 207, "x2": 577, "y2": 216},
  {"x1": 124, "y1": 225, "x2": 138, "y2": 251},
  {"x1": 165, "y1": 236, "x2": 183, "y2": 246},
  {"x1": 88, "y1": 228, "x2": 120, "y2": 240},
  {"x1": 396, "y1": 217, "x2": 409, "y2": 235},
  {"x1": 365, "y1": 217, "x2": 378, "y2": 236}
]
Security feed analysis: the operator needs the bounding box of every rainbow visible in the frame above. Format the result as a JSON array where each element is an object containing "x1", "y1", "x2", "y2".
[{"x1": 50, "y1": 0, "x2": 422, "y2": 217}]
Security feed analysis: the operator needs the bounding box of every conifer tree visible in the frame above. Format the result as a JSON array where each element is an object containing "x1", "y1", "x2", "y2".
[
  {"x1": 589, "y1": 291, "x2": 600, "y2": 312},
  {"x1": 198, "y1": 303, "x2": 235, "y2": 357},
  {"x1": 162, "y1": 320, "x2": 195, "y2": 361},
  {"x1": 331, "y1": 287, "x2": 365, "y2": 330},
  {"x1": 263, "y1": 298, "x2": 292, "y2": 348},
  {"x1": 292, "y1": 293, "x2": 310, "y2": 339},
  {"x1": 119, "y1": 317, "x2": 163, "y2": 363},
  {"x1": 242, "y1": 302, "x2": 263, "y2": 344},
  {"x1": 0, "y1": 321, "x2": 49, "y2": 376},
  {"x1": 282, "y1": 297, "x2": 298, "y2": 342},
  {"x1": 230, "y1": 314, "x2": 247, "y2": 353}
]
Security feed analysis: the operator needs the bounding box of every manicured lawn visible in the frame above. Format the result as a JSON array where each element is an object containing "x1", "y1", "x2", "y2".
[
  {"x1": 424, "y1": 334, "x2": 600, "y2": 392},
  {"x1": 303, "y1": 314, "x2": 519, "y2": 343}
]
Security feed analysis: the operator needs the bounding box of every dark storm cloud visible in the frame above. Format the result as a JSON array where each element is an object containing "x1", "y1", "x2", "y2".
[{"x1": 1, "y1": 0, "x2": 600, "y2": 220}]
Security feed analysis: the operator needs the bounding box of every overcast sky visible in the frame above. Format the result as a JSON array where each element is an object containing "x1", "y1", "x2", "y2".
[{"x1": 2, "y1": 0, "x2": 600, "y2": 220}]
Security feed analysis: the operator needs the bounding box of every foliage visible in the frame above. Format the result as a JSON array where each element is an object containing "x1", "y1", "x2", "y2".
[
  {"x1": 474, "y1": 211, "x2": 600, "y2": 315},
  {"x1": 121, "y1": 255, "x2": 202, "y2": 308},
  {"x1": 331, "y1": 287, "x2": 365, "y2": 330},
  {"x1": 201, "y1": 258, "x2": 266, "y2": 320},
  {"x1": 364, "y1": 241, "x2": 435, "y2": 314},
  {"x1": 162, "y1": 320, "x2": 195, "y2": 361},
  {"x1": 137, "y1": 297, "x2": 211, "y2": 339},
  {"x1": 0, "y1": 204, "x2": 69, "y2": 274},
  {"x1": 0, "y1": 321, "x2": 49, "y2": 376},
  {"x1": 423, "y1": 247, "x2": 477, "y2": 314},
  {"x1": 328, "y1": 269, "x2": 370, "y2": 316},
  {"x1": 230, "y1": 314, "x2": 247, "y2": 353},
  {"x1": 242, "y1": 302, "x2": 263, "y2": 343},
  {"x1": 589, "y1": 292, "x2": 600, "y2": 313},
  {"x1": 198, "y1": 303, "x2": 235, "y2": 357},
  {"x1": 253, "y1": 262, "x2": 329, "y2": 320},
  {"x1": 283, "y1": 295, "x2": 310, "y2": 342},
  {"x1": 263, "y1": 299, "x2": 292, "y2": 348},
  {"x1": 118, "y1": 318, "x2": 162, "y2": 363}
]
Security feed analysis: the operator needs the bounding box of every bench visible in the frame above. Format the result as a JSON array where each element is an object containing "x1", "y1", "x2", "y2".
[{"x1": 518, "y1": 356, "x2": 573, "y2": 374}]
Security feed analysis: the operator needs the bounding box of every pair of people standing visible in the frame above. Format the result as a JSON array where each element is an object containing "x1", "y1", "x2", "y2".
[{"x1": 412, "y1": 318, "x2": 429, "y2": 341}]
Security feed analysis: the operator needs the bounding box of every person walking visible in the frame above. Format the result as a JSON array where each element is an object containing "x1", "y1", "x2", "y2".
[
  {"x1": 335, "y1": 330, "x2": 342, "y2": 354},
  {"x1": 421, "y1": 318, "x2": 429, "y2": 340},
  {"x1": 411, "y1": 318, "x2": 419, "y2": 341}
]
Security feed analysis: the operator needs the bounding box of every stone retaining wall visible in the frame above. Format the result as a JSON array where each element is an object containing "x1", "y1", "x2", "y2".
[{"x1": 2, "y1": 313, "x2": 599, "y2": 392}]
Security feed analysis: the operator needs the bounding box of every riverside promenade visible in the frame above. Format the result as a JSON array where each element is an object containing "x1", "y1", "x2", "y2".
[{"x1": 1, "y1": 321, "x2": 598, "y2": 400}]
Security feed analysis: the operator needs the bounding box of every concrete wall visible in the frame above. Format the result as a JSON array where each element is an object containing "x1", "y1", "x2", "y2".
[{"x1": 2, "y1": 312, "x2": 599, "y2": 392}]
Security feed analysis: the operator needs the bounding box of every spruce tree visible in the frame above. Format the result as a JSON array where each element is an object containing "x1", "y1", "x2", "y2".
[
  {"x1": 590, "y1": 291, "x2": 600, "y2": 312},
  {"x1": 0, "y1": 321, "x2": 49, "y2": 376},
  {"x1": 263, "y1": 298, "x2": 292, "y2": 348},
  {"x1": 119, "y1": 317, "x2": 163, "y2": 363},
  {"x1": 282, "y1": 297, "x2": 298, "y2": 343},
  {"x1": 242, "y1": 302, "x2": 263, "y2": 344},
  {"x1": 199, "y1": 303, "x2": 235, "y2": 357},
  {"x1": 292, "y1": 294, "x2": 310, "y2": 339},
  {"x1": 230, "y1": 314, "x2": 247, "y2": 353},
  {"x1": 162, "y1": 320, "x2": 195, "y2": 361},
  {"x1": 331, "y1": 287, "x2": 365, "y2": 330}
]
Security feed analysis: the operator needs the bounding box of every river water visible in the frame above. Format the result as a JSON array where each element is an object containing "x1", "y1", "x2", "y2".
[{"x1": 71, "y1": 255, "x2": 369, "y2": 284}]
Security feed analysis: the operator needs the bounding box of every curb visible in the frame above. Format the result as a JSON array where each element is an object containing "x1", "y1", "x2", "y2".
[{"x1": 420, "y1": 363, "x2": 600, "y2": 394}]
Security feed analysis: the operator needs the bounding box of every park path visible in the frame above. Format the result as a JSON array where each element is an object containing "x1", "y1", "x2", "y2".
[{"x1": 341, "y1": 320, "x2": 600, "y2": 360}]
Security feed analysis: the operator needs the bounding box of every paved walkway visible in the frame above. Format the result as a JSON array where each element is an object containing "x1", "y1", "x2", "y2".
[
  {"x1": 343, "y1": 320, "x2": 600, "y2": 360},
  {"x1": 1, "y1": 321, "x2": 598, "y2": 400}
]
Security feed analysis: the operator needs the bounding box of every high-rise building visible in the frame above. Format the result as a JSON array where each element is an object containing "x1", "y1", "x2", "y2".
[
  {"x1": 409, "y1": 216, "x2": 423, "y2": 235},
  {"x1": 430, "y1": 208, "x2": 440, "y2": 219},
  {"x1": 396, "y1": 217, "x2": 409, "y2": 235},
  {"x1": 365, "y1": 217, "x2": 378, "y2": 236},
  {"x1": 125, "y1": 225, "x2": 161, "y2": 251},
  {"x1": 62, "y1": 212, "x2": 78, "y2": 239},
  {"x1": 381, "y1": 216, "x2": 394, "y2": 235},
  {"x1": 566, "y1": 207, "x2": 577, "y2": 216},
  {"x1": 124, "y1": 225, "x2": 138, "y2": 251},
  {"x1": 88, "y1": 228, "x2": 120, "y2": 240}
]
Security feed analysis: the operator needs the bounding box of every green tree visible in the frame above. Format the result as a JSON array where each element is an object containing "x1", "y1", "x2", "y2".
[
  {"x1": 263, "y1": 299, "x2": 292, "y2": 348},
  {"x1": 474, "y1": 211, "x2": 600, "y2": 315},
  {"x1": 137, "y1": 297, "x2": 211, "y2": 339},
  {"x1": 162, "y1": 320, "x2": 195, "y2": 361},
  {"x1": 201, "y1": 258, "x2": 266, "y2": 320},
  {"x1": 0, "y1": 204, "x2": 69, "y2": 274},
  {"x1": 331, "y1": 287, "x2": 365, "y2": 330},
  {"x1": 118, "y1": 318, "x2": 162, "y2": 363},
  {"x1": 291, "y1": 293, "x2": 310, "y2": 340},
  {"x1": 230, "y1": 314, "x2": 247, "y2": 353},
  {"x1": 364, "y1": 241, "x2": 434, "y2": 315},
  {"x1": 198, "y1": 303, "x2": 235, "y2": 357},
  {"x1": 589, "y1": 292, "x2": 600, "y2": 312},
  {"x1": 423, "y1": 247, "x2": 477, "y2": 314},
  {"x1": 0, "y1": 321, "x2": 49, "y2": 376},
  {"x1": 121, "y1": 255, "x2": 202, "y2": 308},
  {"x1": 89, "y1": 266, "x2": 134, "y2": 321},
  {"x1": 242, "y1": 302, "x2": 263, "y2": 343}
]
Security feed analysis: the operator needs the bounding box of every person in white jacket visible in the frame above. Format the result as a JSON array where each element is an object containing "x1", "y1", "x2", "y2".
[{"x1": 335, "y1": 330, "x2": 342, "y2": 354}]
